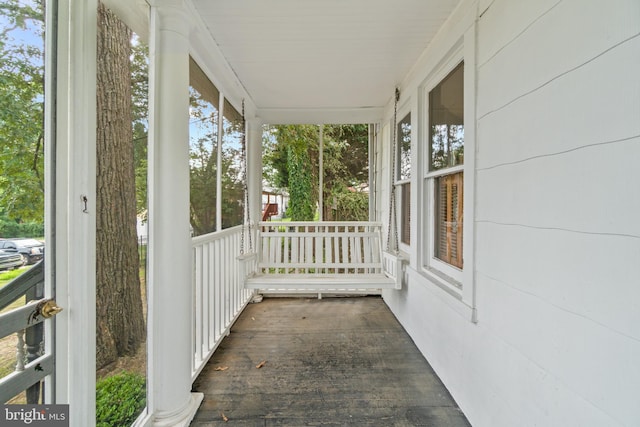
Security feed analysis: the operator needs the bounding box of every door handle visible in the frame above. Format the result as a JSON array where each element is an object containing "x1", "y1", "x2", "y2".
[{"x1": 39, "y1": 299, "x2": 63, "y2": 318}]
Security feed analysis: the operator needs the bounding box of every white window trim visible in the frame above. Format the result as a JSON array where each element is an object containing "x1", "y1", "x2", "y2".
[
  {"x1": 418, "y1": 34, "x2": 475, "y2": 304},
  {"x1": 395, "y1": 182, "x2": 412, "y2": 255},
  {"x1": 425, "y1": 173, "x2": 463, "y2": 285},
  {"x1": 394, "y1": 106, "x2": 412, "y2": 254}
]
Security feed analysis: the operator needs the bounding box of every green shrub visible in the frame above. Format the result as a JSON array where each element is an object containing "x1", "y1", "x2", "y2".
[
  {"x1": 331, "y1": 189, "x2": 369, "y2": 221},
  {"x1": 0, "y1": 214, "x2": 43, "y2": 238},
  {"x1": 96, "y1": 371, "x2": 146, "y2": 427}
]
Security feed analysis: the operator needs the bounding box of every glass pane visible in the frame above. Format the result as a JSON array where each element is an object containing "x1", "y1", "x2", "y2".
[
  {"x1": 261, "y1": 124, "x2": 370, "y2": 222},
  {"x1": 434, "y1": 172, "x2": 463, "y2": 268},
  {"x1": 429, "y1": 62, "x2": 464, "y2": 171},
  {"x1": 321, "y1": 124, "x2": 369, "y2": 221},
  {"x1": 221, "y1": 100, "x2": 244, "y2": 229},
  {"x1": 401, "y1": 182, "x2": 411, "y2": 245},
  {"x1": 95, "y1": 4, "x2": 148, "y2": 424},
  {"x1": 0, "y1": 0, "x2": 47, "y2": 404},
  {"x1": 398, "y1": 113, "x2": 411, "y2": 180},
  {"x1": 189, "y1": 58, "x2": 219, "y2": 236}
]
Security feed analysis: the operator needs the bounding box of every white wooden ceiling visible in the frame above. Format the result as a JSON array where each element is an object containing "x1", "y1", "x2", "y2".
[{"x1": 192, "y1": 0, "x2": 461, "y2": 123}]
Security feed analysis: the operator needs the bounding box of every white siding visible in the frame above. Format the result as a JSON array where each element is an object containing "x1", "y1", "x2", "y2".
[{"x1": 384, "y1": 0, "x2": 640, "y2": 426}]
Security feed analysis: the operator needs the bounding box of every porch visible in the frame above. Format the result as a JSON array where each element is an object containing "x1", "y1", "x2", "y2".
[
  {"x1": 23, "y1": 0, "x2": 638, "y2": 425},
  {"x1": 191, "y1": 297, "x2": 470, "y2": 426}
]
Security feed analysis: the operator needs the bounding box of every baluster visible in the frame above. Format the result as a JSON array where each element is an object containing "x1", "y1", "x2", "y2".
[
  {"x1": 25, "y1": 281, "x2": 44, "y2": 404},
  {"x1": 15, "y1": 329, "x2": 25, "y2": 371}
]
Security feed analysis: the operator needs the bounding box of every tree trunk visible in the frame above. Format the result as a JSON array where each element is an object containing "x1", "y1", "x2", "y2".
[{"x1": 96, "y1": 2, "x2": 145, "y2": 369}]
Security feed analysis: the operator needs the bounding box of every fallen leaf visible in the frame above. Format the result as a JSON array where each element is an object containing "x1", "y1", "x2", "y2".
[
  {"x1": 256, "y1": 360, "x2": 267, "y2": 369},
  {"x1": 214, "y1": 366, "x2": 229, "y2": 371},
  {"x1": 221, "y1": 412, "x2": 228, "y2": 422}
]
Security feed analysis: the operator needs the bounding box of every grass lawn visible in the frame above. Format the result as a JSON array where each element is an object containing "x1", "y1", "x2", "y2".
[
  {"x1": 0, "y1": 267, "x2": 29, "y2": 311},
  {"x1": 266, "y1": 217, "x2": 292, "y2": 222},
  {"x1": 0, "y1": 267, "x2": 27, "y2": 283}
]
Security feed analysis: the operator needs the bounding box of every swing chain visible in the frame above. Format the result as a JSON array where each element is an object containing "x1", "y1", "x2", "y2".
[
  {"x1": 386, "y1": 88, "x2": 400, "y2": 253},
  {"x1": 240, "y1": 99, "x2": 253, "y2": 255}
]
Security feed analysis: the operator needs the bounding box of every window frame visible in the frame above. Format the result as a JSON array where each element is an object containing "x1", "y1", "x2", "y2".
[
  {"x1": 421, "y1": 54, "x2": 467, "y2": 288},
  {"x1": 394, "y1": 108, "x2": 412, "y2": 252},
  {"x1": 189, "y1": 57, "x2": 246, "y2": 234}
]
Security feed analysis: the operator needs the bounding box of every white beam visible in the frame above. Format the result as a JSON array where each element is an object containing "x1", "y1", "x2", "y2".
[
  {"x1": 318, "y1": 125, "x2": 323, "y2": 221},
  {"x1": 147, "y1": 1, "x2": 202, "y2": 425},
  {"x1": 247, "y1": 117, "x2": 263, "y2": 228},
  {"x1": 258, "y1": 107, "x2": 384, "y2": 125},
  {"x1": 216, "y1": 93, "x2": 224, "y2": 231}
]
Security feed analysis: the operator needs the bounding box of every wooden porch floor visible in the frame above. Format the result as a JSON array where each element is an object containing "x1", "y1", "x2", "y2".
[{"x1": 191, "y1": 297, "x2": 470, "y2": 426}]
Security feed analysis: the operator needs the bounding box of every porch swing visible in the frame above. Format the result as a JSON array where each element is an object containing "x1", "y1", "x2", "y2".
[{"x1": 238, "y1": 96, "x2": 403, "y2": 292}]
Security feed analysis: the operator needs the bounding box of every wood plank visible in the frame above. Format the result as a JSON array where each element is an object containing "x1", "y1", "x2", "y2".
[
  {"x1": 191, "y1": 297, "x2": 470, "y2": 426},
  {"x1": 291, "y1": 236, "x2": 299, "y2": 271}
]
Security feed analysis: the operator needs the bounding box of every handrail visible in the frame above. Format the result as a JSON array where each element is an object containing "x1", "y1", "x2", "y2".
[
  {"x1": 191, "y1": 224, "x2": 243, "y2": 246},
  {"x1": 259, "y1": 221, "x2": 383, "y2": 227},
  {"x1": 0, "y1": 260, "x2": 44, "y2": 311}
]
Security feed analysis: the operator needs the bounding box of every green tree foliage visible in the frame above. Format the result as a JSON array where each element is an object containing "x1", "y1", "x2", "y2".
[
  {"x1": 131, "y1": 38, "x2": 149, "y2": 218},
  {"x1": 188, "y1": 91, "x2": 244, "y2": 235},
  {"x1": 286, "y1": 142, "x2": 315, "y2": 221},
  {"x1": 330, "y1": 188, "x2": 369, "y2": 221},
  {"x1": 0, "y1": 0, "x2": 45, "y2": 223},
  {"x1": 275, "y1": 125, "x2": 318, "y2": 221},
  {"x1": 0, "y1": 2, "x2": 149, "y2": 226},
  {"x1": 264, "y1": 124, "x2": 369, "y2": 221},
  {"x1": 322, "y1": 124, "x2": 369, "y2": 220},
  {"x1": 0, "y1": 210, "x2": 43, "y2": 237},
  {"x1": 218, "y1": 131, "x2": 244, "y2": 229}
]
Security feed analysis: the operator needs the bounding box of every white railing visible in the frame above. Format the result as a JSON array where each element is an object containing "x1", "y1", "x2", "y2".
[{"x1": 191, "y1": 225, "x2": 255, "y2": 380}]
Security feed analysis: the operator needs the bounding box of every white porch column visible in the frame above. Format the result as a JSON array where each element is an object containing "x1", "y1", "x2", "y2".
[
  {"x1": 148, "y1": 1, "x2": 202, "y2": 425},
  {"x1": 247, "y1": 117, "x2": 263, "y2": 226}
]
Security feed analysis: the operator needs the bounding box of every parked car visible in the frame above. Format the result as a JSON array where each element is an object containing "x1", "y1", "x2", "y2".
[
  {"x1": 0, "y1": 238, "x2": 44, "y2": 265},
  {"x1": 0, "y1": 249, "x2": 24, "y2": 271}
]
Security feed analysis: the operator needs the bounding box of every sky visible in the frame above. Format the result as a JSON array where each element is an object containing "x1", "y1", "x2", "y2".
[{"x1": 0, "y1": 0, "x2": 44, "y2": 56}]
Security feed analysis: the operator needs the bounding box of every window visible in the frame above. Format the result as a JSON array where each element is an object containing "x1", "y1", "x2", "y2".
[
  {"x1": 427, "y1": 62, "x2": 464, "y2": 271},
  {"x1": 397, "y1": 113, "x2": 411, "y2": 245},
  {"x1": 221, "y1": 99, "x2": 244, "y2": 229},
  {"x1": 189, "y1": 58, "x2": 220, "y2": 236},
  {"x1": 189, "y1": 59, "x2": 244, "y2": 234}
]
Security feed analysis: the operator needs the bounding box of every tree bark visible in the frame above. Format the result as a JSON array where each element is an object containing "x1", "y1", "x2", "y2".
[{"x1": 96, "y1": 2, "x2": 145, "y2": 369}]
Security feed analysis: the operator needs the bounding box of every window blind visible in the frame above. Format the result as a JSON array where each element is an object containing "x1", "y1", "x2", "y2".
[{"x1": 435, "y1": 172, "x2": 463, "y2": 268}]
